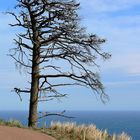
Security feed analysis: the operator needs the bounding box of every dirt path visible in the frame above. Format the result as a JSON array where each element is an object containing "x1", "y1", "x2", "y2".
[{"x1": 0, "y1": 126, "x2": 56, "y2": 140}]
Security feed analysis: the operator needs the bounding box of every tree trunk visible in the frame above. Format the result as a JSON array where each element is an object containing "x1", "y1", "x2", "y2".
[{"x1": 28, "y1": 45, "x2": 40, "y2": 127}]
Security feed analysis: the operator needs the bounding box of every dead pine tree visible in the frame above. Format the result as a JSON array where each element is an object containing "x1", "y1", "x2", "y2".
[{"x1": 8, "y1": 0, "x2": 111, "y2": 127}]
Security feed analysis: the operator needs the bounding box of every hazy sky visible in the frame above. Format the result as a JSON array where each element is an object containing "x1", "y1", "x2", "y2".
[{"x1": 0, "y1": 0, "x2": 140, "y2": 111}]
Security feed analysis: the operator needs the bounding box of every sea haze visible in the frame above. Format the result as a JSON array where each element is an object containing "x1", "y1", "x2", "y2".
[{"x1": 0, "y1": 111, "x2": 139, "y2": 140}]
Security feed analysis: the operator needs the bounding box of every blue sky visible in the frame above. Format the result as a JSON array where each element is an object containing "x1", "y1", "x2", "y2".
[{"x1": 0, "y1": 0, "x2": 140, "y2": 111}]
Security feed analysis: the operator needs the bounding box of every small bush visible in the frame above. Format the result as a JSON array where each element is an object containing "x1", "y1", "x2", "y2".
[
  {"x1": 0, "y1": 119, "x2": 23, "y2": 128},
  {"x1": 0, "y1": 119, "x2": 6, "y2": 125},
  {"x1": 7, "y1": 119, "x2": 23, "y2": 128}
]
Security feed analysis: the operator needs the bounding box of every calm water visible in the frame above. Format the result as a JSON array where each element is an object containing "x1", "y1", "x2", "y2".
[{"x1": 0, "y1": 111, "x2": 139, "y2": 140}]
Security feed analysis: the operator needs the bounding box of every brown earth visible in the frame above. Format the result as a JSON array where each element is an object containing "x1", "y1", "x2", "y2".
[{"x1": 0, "y1": 126, "x2": 56, "y2": 140}]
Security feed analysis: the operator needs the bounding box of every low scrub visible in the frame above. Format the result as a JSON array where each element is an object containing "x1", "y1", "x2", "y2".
[
  {"x1": 0, "y1": 119, "x2": 23, "y2": 128},
  {"x1": 46, "y1": 122, "x2": 132, "y2": 140}
]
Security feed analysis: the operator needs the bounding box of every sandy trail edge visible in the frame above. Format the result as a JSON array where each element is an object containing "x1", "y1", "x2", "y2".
[{"x1": 0, "y1": 126, "x2": 56, "y2": 140}]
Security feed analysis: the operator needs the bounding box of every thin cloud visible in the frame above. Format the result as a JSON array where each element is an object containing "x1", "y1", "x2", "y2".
[
  {"x1": 80, "y1": 0, "x2": 140, "y2": 13},
  {"x1": 101, "y1": 53, "x2": 140, "y2": 76},
  {"x1": 106, "y1": 80, "x2": 140, "y2": 87},
  {"x1": 79, "y1": 2, "x2": 140, "y2": 78},
  {"x1": 0, "y1": 13, "x2": 12, "y2": 30}
]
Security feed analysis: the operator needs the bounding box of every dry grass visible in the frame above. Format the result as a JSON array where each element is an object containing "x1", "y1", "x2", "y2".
[
  {"x1": 46, "y1": 122, "x2": 132, "y2": 140},
  {"x1": 0, "y1": 119, "x2": 23, "y2": 128}
]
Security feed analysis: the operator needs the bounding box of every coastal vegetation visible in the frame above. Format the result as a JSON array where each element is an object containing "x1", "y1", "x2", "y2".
[
  {"x1": 44, "y1": 122, "x2": 132, "y2": 140},
  {"x1": 0, "y1": 119, "x2": 23, "y2": 128},
  {"x1": 0, "y1": 119, "x2": 131, "y2": 140}
]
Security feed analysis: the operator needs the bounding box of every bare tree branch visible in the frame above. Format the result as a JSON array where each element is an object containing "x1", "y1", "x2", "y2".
[{"x1": 38, "y1": 110, "x2": 74, "y2": 120}]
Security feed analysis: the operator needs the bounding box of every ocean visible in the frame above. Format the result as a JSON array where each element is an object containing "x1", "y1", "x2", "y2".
[{"x1": 0, "y1": 111, "x2": 139, "y2": 140}]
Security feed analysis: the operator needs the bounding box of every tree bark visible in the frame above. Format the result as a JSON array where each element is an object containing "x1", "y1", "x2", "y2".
[
  {"x1": 28, "y1": 45, "x2": 40, "y2": 127},
  {"x1": 27, "y1": 7, "x2": 40, "y2": 127}
]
